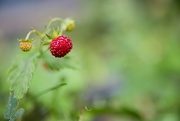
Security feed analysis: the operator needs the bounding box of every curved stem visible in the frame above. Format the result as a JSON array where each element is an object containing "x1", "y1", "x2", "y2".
[
  {"x1": 25, "y1": 29, "x2": 42, "y2": 40},
  {"x1": 46, "y1": 17, "x2": 64, "y2": 32},
  {"x1": 25, "y1": 29, "x2": 35, "y2": 40}
]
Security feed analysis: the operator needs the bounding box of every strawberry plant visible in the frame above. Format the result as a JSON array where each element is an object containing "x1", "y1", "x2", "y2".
[{"x1": 4, "y1": 17, "x2": 76, "y2": 121}]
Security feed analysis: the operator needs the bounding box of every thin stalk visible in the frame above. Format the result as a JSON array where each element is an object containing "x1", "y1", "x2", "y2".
[
  {"x1": 45, "y1": 17, "x2": 64, "y2": 32},
  {"x1": 25, "y1": 29, "x2": 43, "y2": 40},
  {"x1": 25, "y1": 29, "x2": 36, "y2": 40},
  {"x1": 34, "y1": 83, "x2": 67, "y2": 98}
]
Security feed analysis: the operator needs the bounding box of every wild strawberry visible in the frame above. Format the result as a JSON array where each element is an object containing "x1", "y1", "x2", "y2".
[
  {"x1": 50, "y1": 35, "x2": 72, "y2": 58},
  {"x1": 20, "y1": 41, "x2": 32, "y2": 52}
]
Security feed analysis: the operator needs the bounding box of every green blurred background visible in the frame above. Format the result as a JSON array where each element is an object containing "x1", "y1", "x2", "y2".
[{"x1": 0, "y1": 0, "x2": 180, "y2": 121}]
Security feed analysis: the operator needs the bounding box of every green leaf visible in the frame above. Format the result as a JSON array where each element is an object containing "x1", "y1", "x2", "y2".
[
  {"x1": 46, "y1": 34, "x2": 54, "y2": 39},
  {"x1": 4, "y1": 94, "x2": 19, "y2": 119},
  {"x1": 52, "y1": 27, "x2": 60, "y2": 38},
  {"x1": 9, "y1": 108, "x2": 25, "y2": 121},
  {"x1": 42, "y1": 52, "x2": 78, "y2": 71},
  {"x1": 8, "y1": 59, "x2": 36, "y2": 99}
]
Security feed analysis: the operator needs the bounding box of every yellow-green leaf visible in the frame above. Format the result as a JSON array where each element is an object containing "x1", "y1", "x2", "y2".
[{"x1": 8, "y1": 59, "x2": 35, "y2": 99}]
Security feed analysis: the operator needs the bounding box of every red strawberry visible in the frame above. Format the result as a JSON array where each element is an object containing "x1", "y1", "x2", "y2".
[{"x1": 50, "y1": 35, "x2": 72, "y2": 58}]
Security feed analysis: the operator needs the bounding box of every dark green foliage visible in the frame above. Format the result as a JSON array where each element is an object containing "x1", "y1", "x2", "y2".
[
  {"x1": 9, "y1": 108, "x2": 24, "y2": 121},
  {"x1": 4, "y1": 94, "x2": 18, "y2": 119},
  {"x1": 4, "y1": 94, "x2": 24, "y2": 121}
]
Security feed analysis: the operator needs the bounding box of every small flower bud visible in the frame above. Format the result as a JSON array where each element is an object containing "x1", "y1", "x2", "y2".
[{"x1": 65, "y1": 19, "x2": 75, "y2": 32}]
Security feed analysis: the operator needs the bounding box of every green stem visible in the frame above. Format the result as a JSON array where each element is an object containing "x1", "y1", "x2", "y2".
[
  {"x1": 46, "y1": 17, "x2": 64, "y2": 32},
  {"x1": 34, "y1": 83, "x2": 67, "y2": 98},
  {"x1": 25, "y1": 29, "x2": 43, "y2": 40},
  {"x1": 25, "y1": 29, "x2": 35, "y2": 40}
]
